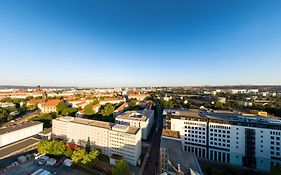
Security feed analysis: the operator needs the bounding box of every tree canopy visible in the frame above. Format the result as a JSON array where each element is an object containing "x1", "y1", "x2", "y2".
[
  {"x1": 71, "y1": 148, "x2": 100, "y2": 167},
  {"x1": 101, "y1": 103, "x2": 114, "y2": 117},
  {"x1": 38, "y1": 140, "x2": 66, "y2": 156},
  {"x1": 112, "y1": 159, "x2": 130, "y2": 175},
  {"x1": 56, "y1": 101, "x2": 68, "y2": 114},
  {"x1": 84, "y1": 100, "x2": 100, "y2": 115}
]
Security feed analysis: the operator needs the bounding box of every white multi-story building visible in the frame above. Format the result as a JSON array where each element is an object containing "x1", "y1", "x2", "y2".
[
  {"x1": 163, "y1": 109, "x2": 281, "y2": 172},
  {"x1": 52, "y1": 117, "x2": 141, "y2": 166},
  {"x1": 0, "y1": 121, "x2": 43, "y2": 147},
  {"x1": 115, "y1": 110, "x2": 154, "y2": 140}
]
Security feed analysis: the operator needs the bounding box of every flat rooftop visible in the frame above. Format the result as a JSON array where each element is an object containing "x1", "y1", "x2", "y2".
[
  {"x1": 161, "y1": 136, "x2": 203, "y2": 175},
  {"x1": 0, "y1": 121, "x2": 42, "y2": 135},
  {"x1": 0, "y1": 137, "x2": 39, "y2": 160},
  {"x1": 116, "y1": 110, "x2": 154, "y2": 121},
  {"x1": 55, "y1": 117, "x2": 139, "y2": 134},
  {"x1": 164, "y1": 108, "x2": 281, "y2": 126},
  {"x1": 163, "y1": 108, "x2": 203, "y2": 118},
  {"x1": 111, "y1": 124, "x2": 140, "y2": 134},
  {"x1": 162, "y1": 129, "x2": 180, "y2": 139},
  {"x1": 39, "y1": 128, "x2": 52, "y2": 135}
]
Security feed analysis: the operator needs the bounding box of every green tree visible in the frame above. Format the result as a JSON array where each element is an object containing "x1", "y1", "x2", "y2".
[
  {"x1": 56, "y1": 101, "x2": 68, "y2": 114},
  {"x1": 51, "y1": 140, "x2": 66, "y2": 155},
  {"x1": 101, "y1": 103, "x2": 114, "y2": 117},
  {"x1": 84, "y1": 104, "x2": 95, "y2": 115},
  {"x1": 85, "y1": 137, "x2": 91, "y2": 153},
  {"x1": 64, "y1": 147, "x2": 73, "y2": 158},
  {"x1": 71, "y1": 148, "x2": 100, "y2": 167},
  {"x1": 112, "y1": 159, "x2": 130, "y2": 175},
  {"x1": 0, "y1": 108, "x2": 9, "y2": 123},
  {"x1": 38, "y1": 140, "x2": 52, "y2": 154},
  {"x1": 84, "y1": 100, "x2": 100, "y2": 115},
  {"x1": 86, "y1": 149, "x2": 100, "y2": 167},
  {"x1": 72, "y1": 148, "x2": 87, "y2": 164},
  {"x1": 128, "y1": 99, "x2": 137, "y2": 108},
  {"x1": 62, "y1": 107, "x2": 78, "y2": 116},
  {"x1": 37, "y1": 140, "x2": 66, "y2": 156}
]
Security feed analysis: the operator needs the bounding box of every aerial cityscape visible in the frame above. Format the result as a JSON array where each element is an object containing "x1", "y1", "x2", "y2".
[{"x1": 0, "y1": 1, "x2": 281, "y2": 175}]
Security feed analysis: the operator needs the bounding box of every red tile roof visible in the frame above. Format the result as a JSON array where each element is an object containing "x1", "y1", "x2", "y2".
[
  {"x1": 40, "y1": 99, "x2": 61, "y2": 107},
  {"x1": 92, "y1": 103, "x2": 101, "y2": 109},
  {"x1": 27, "y1": 99, "x2": 43, "y2": 105},
  {"x1": 103, "y1": 97, "x2": 123, "y2": 101},
  {"x1": 115, "y1": 102, "x2": 127, "y2": 112}
]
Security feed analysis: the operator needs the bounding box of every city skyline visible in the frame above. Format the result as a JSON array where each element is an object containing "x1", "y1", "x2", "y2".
[{"x1": 0, "y1": 0, "x2": 281, "y2": 87}]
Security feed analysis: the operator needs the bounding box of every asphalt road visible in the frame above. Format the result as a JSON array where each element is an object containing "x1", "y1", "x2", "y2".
[{"x1": 143, "y1": 102, "x2": 163, "y2": 175}]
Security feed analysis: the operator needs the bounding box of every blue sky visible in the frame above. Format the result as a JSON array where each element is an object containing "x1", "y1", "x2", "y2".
[{"x1": 0, "y1": 0, "x2": 280, "y2": 87}]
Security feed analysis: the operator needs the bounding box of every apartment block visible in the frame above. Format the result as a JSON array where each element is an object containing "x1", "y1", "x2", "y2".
[
  {"x1": 115, "y1": 110, "x2": 154, "y2": 140},
  {"x1": 163, "y1": 109, "x2": 281, "y2": 172},
  {"x1": 52, "y1": 116, "x2": 141, "y2": 166}
]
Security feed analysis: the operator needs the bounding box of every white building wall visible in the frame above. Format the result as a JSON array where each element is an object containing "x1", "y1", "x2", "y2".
[
  {"x1": 52, "y1": 118, "x2": 142, "y2": 166},
  {"x1": 0, "y1": 123, "x2": 43, "y2": 147},
  {"x1": 109, "y1": 129, "x2": 141, "y2": 166}
]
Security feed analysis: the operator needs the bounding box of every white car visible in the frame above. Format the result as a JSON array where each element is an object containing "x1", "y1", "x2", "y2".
[{"x1": 38, "y1": 159, "x2": 47, "y2": 165}]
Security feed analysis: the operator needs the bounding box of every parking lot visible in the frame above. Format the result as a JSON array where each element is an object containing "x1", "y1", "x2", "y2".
[{"x1": 2, "y1": 160, "x2": 92, "y2": 175}]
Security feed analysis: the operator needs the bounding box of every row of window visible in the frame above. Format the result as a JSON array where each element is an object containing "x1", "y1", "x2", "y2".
[
  {"x1": 271, "y1": 136, "x2": 281, "y2": 140},
  {"x1": 210, "y1": 133, "x2": 230, "y2": 138},
  {"x1": 271, "y1": 141, "x2": 281, "y2": 146},
  {"x1": 187, "y1": 134, "x2": 206, "y2": 139},
  {"x1": 186, "y1": 139, "x2": 206, "y2": 144},
  {"x1": 210, "y1": 137, "x2": 230, "y2": 143},
  {"x1": 270, "y1": 131, "x2": 281, "y2": 135},
  {"x1": 210, "y1": 142, "x2": 230, "y2": 147},
  {"x1": 185, "y1": 130, "x2": 206, "y2": 135},
  {"x1": 184, "y1": 122, "x2": 206, "y2": 126},
  {"x1": 184, "y1": 145, "x2": 206, "y2": 159},
  {"x1": 209, "y1": 150, "x2": 230, "y2": 163},
  {"x1": 210, "y1": 129, "x2": 230, "y2": 134},
  {"x1": 209, "y1": 125, "x2": 231, "y2": 129},
  {"x1": 185, "y1": 125, "x2": 206, "y2": 130}
]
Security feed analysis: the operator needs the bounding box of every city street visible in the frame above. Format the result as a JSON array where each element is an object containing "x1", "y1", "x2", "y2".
[{"x1": 143, "y1": 102, "x2": 163, "y2": 175}]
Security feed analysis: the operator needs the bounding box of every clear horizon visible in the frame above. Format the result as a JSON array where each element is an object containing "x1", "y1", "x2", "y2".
[{"x1": 0, "y1": 0, "x2": 281, "y2": 87}]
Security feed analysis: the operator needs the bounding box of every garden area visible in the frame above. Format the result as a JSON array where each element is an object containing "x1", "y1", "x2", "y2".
[{"x1": 37, "y1": 140, "x2": 131, "y2": 175}]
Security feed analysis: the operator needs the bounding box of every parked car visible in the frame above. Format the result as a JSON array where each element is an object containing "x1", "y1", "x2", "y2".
[
  {"x1": 54, "y1": 158, "x2": 65, "y2": 167},
  {"x1": 38, "y1": 159, "x2": 47, "y2": 165}
]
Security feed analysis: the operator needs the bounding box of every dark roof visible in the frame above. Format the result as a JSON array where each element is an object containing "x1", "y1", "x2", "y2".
[
  {"x1": 39, "y1": 128, "x2": 52, "y2": 135},
  {"x1": 161, "y1": 136, "x2": 203, "y2": 175},
  {"x1": 0, "y1": 137, "x2": 40, "y2": 159},
  {"x1": 0, "y1": 121, "x2": 42, "y2": 135}
]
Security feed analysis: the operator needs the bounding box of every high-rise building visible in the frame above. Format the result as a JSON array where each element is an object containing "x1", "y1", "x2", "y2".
[
  {"x1": 52, "y1": 116, "x2": 142, "y2": 166},
  {"x1": 115, "y1": 110, "x2": 154, "y2": 140},
  {"x1": 163, "y1": 109, "x2": 281, "y2": 172}
]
